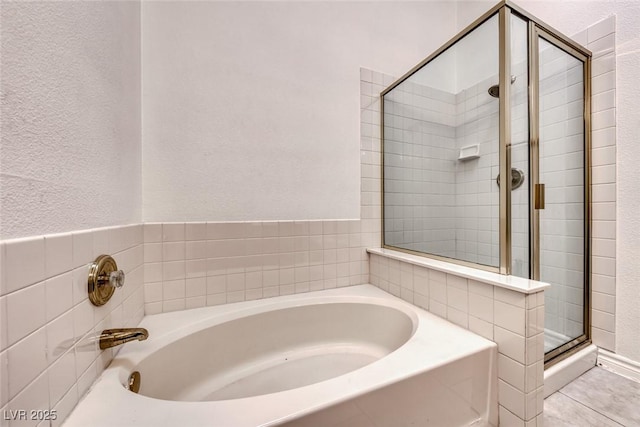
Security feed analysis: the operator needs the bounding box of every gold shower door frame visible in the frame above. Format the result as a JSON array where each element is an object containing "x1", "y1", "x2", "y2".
[{"x1": 379, "y1": 0, "x2": 592, "y2": 365}]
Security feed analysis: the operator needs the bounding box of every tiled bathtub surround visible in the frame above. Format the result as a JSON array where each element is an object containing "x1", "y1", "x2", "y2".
[
  {"x1": 142, "y1": 221, "x2": 374, "y2": 314},
  {"x1": 0, "y1": 225, "x2": 144, "y2": 426},
  {"x1": 369, "y1": 251, "x2": 546, "y2": 425}
]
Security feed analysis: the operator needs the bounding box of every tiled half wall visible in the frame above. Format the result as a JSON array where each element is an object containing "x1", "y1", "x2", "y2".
[
  {"x1": 141, "y1": 220, "x2": 375, "y2": 314},
  {"x1": 0, "y1": 225, "x2": 144, "y2": 426},
  {"x1": 363, "y1": 68, "x2": 546, "y2": 426}
]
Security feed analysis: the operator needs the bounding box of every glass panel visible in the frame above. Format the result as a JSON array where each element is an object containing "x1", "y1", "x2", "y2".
[
  {"x1": 510, "y1": 15, "x2": 530, "y2": 278},
  {"x1": 383, "y1": 14, "x2": 500, "y2": 268},
  {"x1": 538, "y1": 38, "x2": 585, "y2": 352}
]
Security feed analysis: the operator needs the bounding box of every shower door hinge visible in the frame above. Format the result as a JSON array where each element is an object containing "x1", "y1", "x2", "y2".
[{"x1": 535, "y1": 184, "x2": 545, "y2": 209}]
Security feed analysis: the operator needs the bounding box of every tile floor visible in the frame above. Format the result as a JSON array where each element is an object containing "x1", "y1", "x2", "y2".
[{"x1": 544, "y1": 367, "x2": 640, "y2": 426}]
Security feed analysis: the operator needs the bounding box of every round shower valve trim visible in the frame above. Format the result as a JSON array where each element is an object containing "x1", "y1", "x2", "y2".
[{"x1": 88, "y1": 254, "x2": 125, "y2": 306}]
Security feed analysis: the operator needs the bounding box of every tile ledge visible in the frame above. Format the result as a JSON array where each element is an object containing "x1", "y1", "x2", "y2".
[{"x1": 367, "y1": 248, "x2": 550, "y2": 294}]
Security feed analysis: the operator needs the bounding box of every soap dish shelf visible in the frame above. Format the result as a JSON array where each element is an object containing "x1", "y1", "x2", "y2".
[{"x1": 458, "y1": 144, "x2": 480, "y2": 161}]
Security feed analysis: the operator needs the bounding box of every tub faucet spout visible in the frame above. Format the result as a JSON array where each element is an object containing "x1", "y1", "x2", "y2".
[{"x1": 99, "y1": 328, "x2": 149, "y2": 350}]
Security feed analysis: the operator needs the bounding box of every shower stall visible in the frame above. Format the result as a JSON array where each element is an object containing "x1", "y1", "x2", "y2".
[{"x1": 381, "y1": 0, "x2": 591, "y2": 365}]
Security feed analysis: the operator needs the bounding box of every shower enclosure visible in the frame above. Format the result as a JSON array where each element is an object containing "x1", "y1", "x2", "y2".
[{"x1": 381, "y1": 0, "x2": 591, "y2": 364}]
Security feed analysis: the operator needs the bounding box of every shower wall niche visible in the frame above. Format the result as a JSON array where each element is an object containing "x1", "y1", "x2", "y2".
[{"x1": 381, "y1": 0, "x2": 591, "y2": 364}]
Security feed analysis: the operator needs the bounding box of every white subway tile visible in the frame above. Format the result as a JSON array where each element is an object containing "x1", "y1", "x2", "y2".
[
  {"x1": 108, "y1": 227, "x2": 127, "y2": 254},
  {"x1": 525, "y1": 333, "x2": 545, "y2": 365},
  {"x1": 0, "y1": 350, "x2": 7, "y2": 407},
  {"x1": 7, "y1": 282, "x2": 46, "y2": 346},
  {"x1": 52, "y1": 385, "x2": 78, "y2": 427},
  {"x1": 143, "y1": 224, "x2": 163, "y2": 243},
  {"x1": 43, "y1": 233, "x2": 73, "y2": 278},
  {"x1": 591, "y1": 327, "x2": 615, "y2": 351},
  {"x1": 76, "y1": 359, "x2": 97, "y2": 397},
  {"x1": 8, "y1": 370, "x2": 49, "y2": 427},
  {"x1": 162, "y1": 280, "x2": 185, "y2": 300},
  {"x1": 592, "y1": 291, "x2": 615, "y2": 314},
  {"x1": 469, "y1": 316, "x2": 493, "y2": 341},
  {"x1": 587, "y1": 16, "x2": 615, "y2": 43},
  {"x1": 227, "y1": 291, "x2": 245, "y2": 302},
  {"x1": 144, "y1": 302, "x2": 162, "y2": 315},
  {"x1": 447, "y1": 286, "x2": 468, "y2": 312},
  {"x1": 143, "y1": 282, "x2": 163, "y2": 303},
  {"x1": 162, "y1": 242, "x2": 185, "y2": 262},
  {"x1": 72, "y1": 300, "x2": 93, "y2": 340},
  {"x1": 206, "y1": 276, "x2": 226, "y2": 295},
  {"x1": 499, "y1": 379, "x2": 525, "y2": 419},
  {"x1": 591, "y1": 71, "x2": 615, "y2": 94},
  {"x1": 494, "y1": 287, "x2": 526, "y2": 308},
  {"x1": 588, "y1": 31, "x2": 615, "y2": 52},
  {"x1": 185, "y1": 296, "x2": 206, "y2": 309},
  {"x1": 162, "y1": 261, "x2": 185, "y2": 281},
  {"x1": 46, "y1": 310, "x2": 75, "y2": 363},
  {"x1": 162, "y1": 223, "x2": 185, "y2": 242},
  {"x1": 185, "y1": 278, "x2": 206, "y2": 298},
  {"x1": 144, "y1": 243, "x2": 162, "y2": 263},
  {"x1": 45, "y1": 273, "x2": 73, "y2": 322},
  {"x1": 468, "y1": 280, "x2": 494, "y2": 297},
  {"x1": 499, "y1": 353, "x2": 526, "y2": 392},
  {"x1": 592, "y1": 309, "x2": 615, "y2": 332},
  {"x1": 185, "y1": 222, "x2": 207, "y2": 241},
  {"x1": 162, "y1": 299, "x2": 185, "y2": 313},
  {"x1": 495, "y1": 326, "x2": 525, "y2": 364},
  {"x1": 47, "y1": 349, "x2": 76, "y2": 406},
  {"x1": 3, "y1": 237, "x2": 46, "y2": 294},
  {"x1": 495, "y1": 301, "x2": 526, "y2": 336},
  {"x1": 469, "y1": 292, "x2": 493, "y2": 322},
  {"x1": 592, "y1": 52, "x2": 615, "y2": 78},
  {"x1": 92, "y1": 229, "x2": 109, "y2": 258},
  {"x1": 8, "y1": 328, "x2": 48, "y2": 400}
]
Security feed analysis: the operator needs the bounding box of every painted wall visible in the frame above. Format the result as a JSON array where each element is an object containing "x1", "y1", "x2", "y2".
[
  {"x1": 141, "y1": 1, "x2": 456, "y2": 222},
  {"x1": 458, "y1": 1, "x2": 640, "y2": 364},
  {"x1": 0, "y1": 1, "x2": 142, "y2": 240}
]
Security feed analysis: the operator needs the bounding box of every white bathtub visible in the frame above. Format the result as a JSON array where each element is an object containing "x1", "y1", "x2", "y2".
[{"x1": 64, "y1": 285, "x2": 498, "y2": 426}]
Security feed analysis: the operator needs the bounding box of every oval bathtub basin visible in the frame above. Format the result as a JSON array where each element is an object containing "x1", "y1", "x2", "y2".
[
  {"x1": 63, "y1": 285, "x2": 498, "y2": 427},
  {"x1": 137, "y1": 302, "x2": 414, "y2": 401}
]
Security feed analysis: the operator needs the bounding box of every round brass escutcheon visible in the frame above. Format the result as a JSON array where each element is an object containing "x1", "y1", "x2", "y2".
[{"x1": 88, "y1": 255, "x2": 124, "y2": 306}]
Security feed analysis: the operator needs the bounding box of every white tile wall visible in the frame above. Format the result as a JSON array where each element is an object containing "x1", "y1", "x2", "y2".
[
  {"x1": 142, "y1": 220, "x2": 373, "y2": 313},
  {"x1": 0, "y1": 225, "x2": 144, "y2": 426},
  {"x1": 584, "y1": 16, "x2": 617, "y2": 352},
  {"x1": 454, "y1": 75, "x2": 501, "y2": 268},
  {"x1": 369, "y1": 252, "x2": 545, "y2": 424},
  {"x1": 383, "y1": 80, "x2": 457, "y2": 258},
  {"x1": 366, "y1": 68, "x2": 546, "y2": 425}
]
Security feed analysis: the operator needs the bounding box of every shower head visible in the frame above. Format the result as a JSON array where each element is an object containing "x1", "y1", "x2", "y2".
[{"x1": 488, "y1": 75, "x2": 517, "y2": 98}]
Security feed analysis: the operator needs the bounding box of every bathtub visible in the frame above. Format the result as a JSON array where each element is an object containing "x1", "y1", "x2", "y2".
[{"x1": 64, "y1": 285, "x2": 498, "y2": 426}]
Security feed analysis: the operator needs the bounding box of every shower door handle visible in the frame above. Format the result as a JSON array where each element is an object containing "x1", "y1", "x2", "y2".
[{"x1": 534, "y1": 184, "x2": 545, "y2": 209}]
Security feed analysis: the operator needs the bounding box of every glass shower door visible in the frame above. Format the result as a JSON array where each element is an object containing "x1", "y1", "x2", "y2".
[{"x1": 537, "y1": 36, "x2": 588, "y2": 357}]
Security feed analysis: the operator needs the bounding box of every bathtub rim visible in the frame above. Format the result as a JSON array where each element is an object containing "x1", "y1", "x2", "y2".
[{"x1": 64, "y1": 284, "x2": 497, "y2": 427}]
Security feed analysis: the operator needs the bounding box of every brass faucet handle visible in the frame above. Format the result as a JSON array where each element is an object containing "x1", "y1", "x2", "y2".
[
  {"x1": 88, "y1": 255, "x2": 125, "y2": 306},
  {"x1": 108, "y1": 270, "x2": 125, "y2": 288}
]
